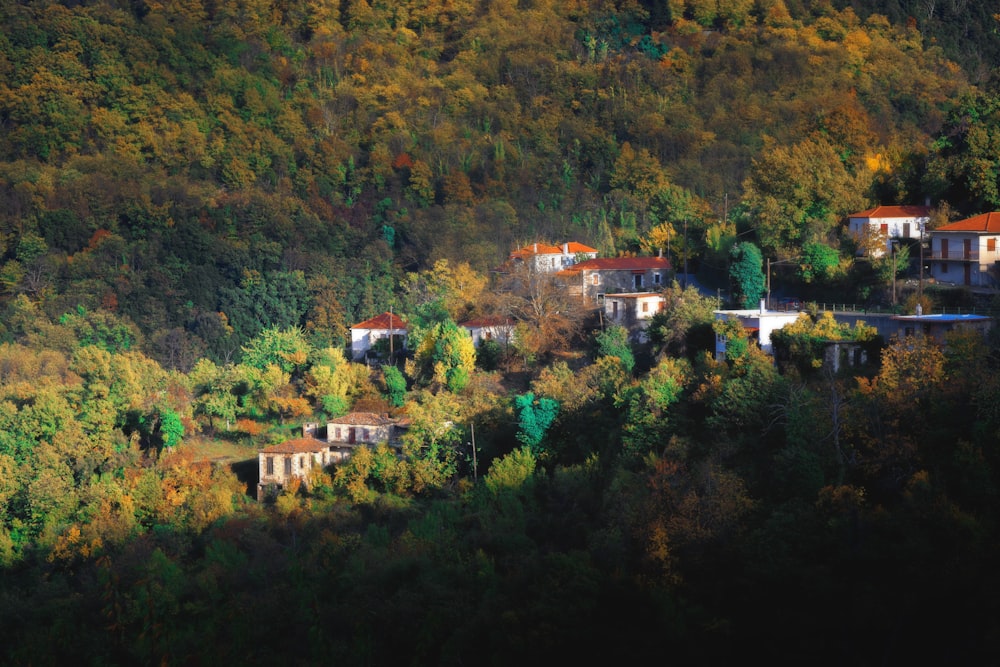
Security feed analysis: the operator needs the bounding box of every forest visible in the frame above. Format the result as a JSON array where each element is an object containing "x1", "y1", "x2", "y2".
[{"x1": 1, "y1": 0, "x2": 1000, "y2": 664}]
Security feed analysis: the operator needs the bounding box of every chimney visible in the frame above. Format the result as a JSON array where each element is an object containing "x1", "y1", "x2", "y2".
[
  {"x1": 533, "y1": 242, "x2": 538, "y2": 253},
  {"x1": 563, "y1": 242, "x2": 569, "y2": 254}
]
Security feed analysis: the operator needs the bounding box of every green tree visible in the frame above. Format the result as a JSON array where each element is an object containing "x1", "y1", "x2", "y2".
[
  {"x1": 595, "y1": 324, "x2": 635, "y2": 375},
  {"x1": 729, "y1": 242, "x2": 765, "y2": 308},
  {"x1": 382, "y1": 364, "x2": 407, "y2": 407},
  {"x1": 799, "y1": 242, "x2": 841, "y2": 284},
  {"x1": 514, "y1": 392, "x2": 559, "y2": 455}
]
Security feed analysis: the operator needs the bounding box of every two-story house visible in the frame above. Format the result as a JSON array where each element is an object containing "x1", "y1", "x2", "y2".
[
  {"x1": 928, "y1": 211, "x2": 1000, "y2": 288},
  {"x1": 847, "y1": 204, "x2": 930, "y2": 256},
  {"x1": 557, "y1": 255, "x2": 672, "y2": 303},
  {"x1": 507, "y1": 241, "x2": 599, "y2": 273},
  {"x1": 602, "y1": 292, "x2": 666, "y2": 342},
  {"x1": 258, "y1": 413, "x2": 409, "y2": 500}
]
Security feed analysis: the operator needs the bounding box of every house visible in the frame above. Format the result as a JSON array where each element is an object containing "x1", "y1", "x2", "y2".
[
  {"x1": 460, "y1": 316, "x2": 515, "y2": 347},
  {"x1": 602, "y1": 292, "x2": 666, "y2": 342},
  {"x1": 325, "y1": 411, "x2": 408, "y2": 449},
  {"x1": 350, "y1": 311, "x2": 408, "y2": 362},
  {"x1": 507, "y1": 241, "x2": 599, "y2": 273},
  {"x1": 257, "y1": 438, "x2": 341, "y2": 501},
  {"x1": 258, "y1": 413, "x2": 410, "y2": 500},
  {"x1": 557, "y1": 255, "x2": 671, "y2": 303},
  {"x1": 927, "y1": 212, "x2": 1000, "y2": 288},
  {"x1": 847, "y1": 204, "x2": 930, "y2": 256},
  {"x1": 714, "y1": 301, "x2": 803, "y2": 360}
]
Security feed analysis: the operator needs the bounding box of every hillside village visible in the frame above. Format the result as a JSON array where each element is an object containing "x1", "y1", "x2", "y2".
[{"x1": 260, "y1": 209, "x2": 999, "y2": 501}]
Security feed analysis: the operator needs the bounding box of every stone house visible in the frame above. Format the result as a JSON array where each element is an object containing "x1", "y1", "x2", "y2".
[
  {"x1": 602, "y1": 292, "x2": 666, "y2": 342},
  {"x1": 258, "y1": 412, "x2": 409, "y2": 500},
  {"x1": 257, "y1": 438, "x2": 344, "y2": 501},
  {"x1": 557, "y1": 255, "x2": 672, "y2": 303}
]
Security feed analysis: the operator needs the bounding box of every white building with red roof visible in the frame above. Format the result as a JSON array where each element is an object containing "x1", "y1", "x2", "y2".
[
  {"x1": 928, "y1": 212, "x2": 1000, "y2": 288},
  {"x1": 847, "y1": 204, "x2": 930, "y2": 256},
  {"x1": 350, "y1": 311, "x2": 408, "y2": 361},
  {"x1": 507, "y1": 241, "x2": 598, "y2": 273}
]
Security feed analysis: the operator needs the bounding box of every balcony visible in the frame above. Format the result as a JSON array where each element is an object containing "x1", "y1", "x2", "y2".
[{"x1": 929, "y1": 249, "x2": 986, "y2": 261}]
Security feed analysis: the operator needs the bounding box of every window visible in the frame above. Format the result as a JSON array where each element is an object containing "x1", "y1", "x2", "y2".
[
  {"x1": 641, "y1": 301, "x2": 649, "y2": 313},
  {"x1": 989, "y1": 238, "x2": 996, "y2": 252},
  {"x1": 653, "y1": 272, "x2": 661, "y2": 285},
  {"x1": 634, "y1": 274, "x2": 644, "y2": 289},
  {"x1": 591, "y1": 274, "x2": 600, "y2": 285},
  {"x1": 335, "y1": 427, "x2": 342, "y2": 440},
  {"x1": 299, "y1": 455, "x2": 305, "y2": 470},
  {"x1": 284, "y1": 457, "x2": 292, "y2": 475},
  {"x1": 266, "y1": 456, "x2": 274, "y2": 476},
  {"x1": 363, "y1": 428, "x2": 370, "y2": 441},
  {"x1": 942, "y1": 262, "x2": 949, "y2": 273}
]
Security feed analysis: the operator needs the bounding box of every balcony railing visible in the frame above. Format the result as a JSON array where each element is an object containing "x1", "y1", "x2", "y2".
[{"x1": 928, "y1": 249, "x2": 988, "y2": 261}]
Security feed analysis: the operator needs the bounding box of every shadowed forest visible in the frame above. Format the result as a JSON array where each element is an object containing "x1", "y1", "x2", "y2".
[{"x1": 1, "y1": 0, "x2": 1000, "y2": 664}]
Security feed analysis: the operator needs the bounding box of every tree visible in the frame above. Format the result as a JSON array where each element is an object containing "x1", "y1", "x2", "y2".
[
  {"x1": 729, "y1": 242, "x2": 765, "y2": 308},
  {"x1": 407, "y1": 319, "x2": 477, "y2": 392},
  {"x1": 514, "y1": 392, "x2": 559, "y2": 455},
  {"x1": 595, "y1": 325, "x2": 635, "y2": 375},
  {"x1": 798, "y1": 242, "x2": 841, "y2": 284},
  {"x1": 382, "y1": 364, "x2": 406, "y2": 407},
  {"x1": 240, "y1": 326, "x2": 312, "y2": 375}
]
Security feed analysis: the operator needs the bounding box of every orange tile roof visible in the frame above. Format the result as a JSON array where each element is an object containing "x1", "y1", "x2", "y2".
[
  {"x1": 563, "y1": 241, "x2": 598, "y2": 254},
  {"x1": 848, "y1": 205, "x2": 931, "y2": 219},
  {"x1": 352, "y1": 312, "x2": 408, "y2": 330},
  {"x1": 261, "y1": 438, "x2": 330, "y2": 454},
  {"x1": 570, "y1": 256, "x2": 672, "y2": 271},
  {"x1": 934, "y1": 212, "x2": 1000, "y2": 233},
  {"x1": 509, "y1": 242, "x2": 563, "y2": 258}
]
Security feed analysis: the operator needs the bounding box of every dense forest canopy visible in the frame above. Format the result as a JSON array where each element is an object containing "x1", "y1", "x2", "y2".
[
  {"x1": 1, "y1": 1, "x2": 1000, "y2": 664},
  {"x1": 0, "y1": 0, "x2": 997, "y2": 361}
]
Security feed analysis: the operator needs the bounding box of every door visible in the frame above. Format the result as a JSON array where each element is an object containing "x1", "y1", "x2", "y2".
[{"x1": 964, "y1": 264, "x2": 972, "y2": 286}]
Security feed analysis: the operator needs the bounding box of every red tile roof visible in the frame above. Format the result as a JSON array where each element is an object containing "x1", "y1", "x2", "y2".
[
  {"x1": 569, "y1": 256, "x2": 672, "y2": 271},
  {"x1": 934, "y1": 212, "x2": 1000, "y2": 233},
  {"x1": 509, "y1": 242, "x2": 563, "y2": 258},
  {"x1": 261, "y1": 438, "x2": 330, "y2": 454},
  {"x1": 352, "y1": 312, "x2": 408, "y2": 330},
  {"x1": 563, "y1": 241, "x2": 598, "y2": 254},
  {"x1": 508, "y1": 241, "x2": 598, "y2": 259},
  {"x1": 848, "y1": 205, "x2": 931, "y2": 219}
]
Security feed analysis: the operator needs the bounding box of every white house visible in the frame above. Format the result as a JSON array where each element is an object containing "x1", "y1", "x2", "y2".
[
  {"x1": 508, "y1": 241, "x2": 598, "y2": 273},
  {"x1": 460, "y1": 316, "x2": 515, "y2": 347},
  {"x1": 928, "y1": 211, "x2": 1000, "y2": 288},
  {"x1": 714, "y1": 301, "x2": 803, "y2": 360},
  {"x1": 847, "y1": 204, "x2": 930, "y2": 256},
  {"x1": 350, "y1": 312, "x2": 408, "y2": 362},
  {"x1": 603, "y1": 292, "x2": 666, "y2": 342}
]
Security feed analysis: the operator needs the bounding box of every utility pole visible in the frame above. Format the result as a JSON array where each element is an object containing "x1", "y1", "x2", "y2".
[
  {"x1": 919, "y1": 221, "x2": 925, "y2": 300},
  {"x1": 682, "y1": 219, "x2": 688, "y2": 289},
  {"x1": 891, "y1": 241, "x2": 897, "y2": 307},
  {"x1": 470, "y1": 422, "x2": 478, "y2": 481}
]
